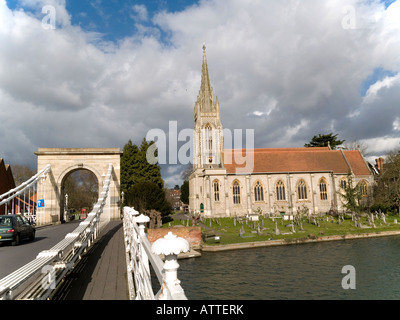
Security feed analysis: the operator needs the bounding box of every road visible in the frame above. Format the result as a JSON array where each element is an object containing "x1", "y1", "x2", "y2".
[{"x1": 0, "y1": 220, "x2": 82, "y2": 280}]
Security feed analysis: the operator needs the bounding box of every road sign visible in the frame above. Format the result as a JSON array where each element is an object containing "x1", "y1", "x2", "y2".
[{"x1": 38, "y1": 199, "x2": 45, "y2": 208}]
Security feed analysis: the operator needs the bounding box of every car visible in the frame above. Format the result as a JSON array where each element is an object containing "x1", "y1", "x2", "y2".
[{"x1": 0, "y1": 214, "x2": 36, "y2": 246}]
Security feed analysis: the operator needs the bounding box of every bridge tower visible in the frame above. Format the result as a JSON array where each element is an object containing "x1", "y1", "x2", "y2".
[{"x1": 35, "y1": 148, "x2": 122, "y2": 227}]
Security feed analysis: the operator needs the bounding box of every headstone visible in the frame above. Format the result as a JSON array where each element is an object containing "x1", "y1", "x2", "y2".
[{"x1": 274, "y1": 220, "x2": 280, "y2": 235}]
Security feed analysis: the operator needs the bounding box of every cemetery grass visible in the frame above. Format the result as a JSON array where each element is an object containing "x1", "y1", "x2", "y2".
[{"x1": 165, "y1": 215, "x2": 400, "y2": 246}]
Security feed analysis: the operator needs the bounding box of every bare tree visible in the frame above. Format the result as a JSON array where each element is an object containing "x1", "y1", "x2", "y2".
[
  {"x1": 374, "y1": 150, "x2": 400, "y2": 215},
  {"x1": 343, "y1": 140, "x2": 368, "y2": 156},
  {"x1": 63, "y1": 170, "x2": 98, "y2": 212},
  {"x1": 12, "y1": 165, "x2": 35, "y2": 186}
]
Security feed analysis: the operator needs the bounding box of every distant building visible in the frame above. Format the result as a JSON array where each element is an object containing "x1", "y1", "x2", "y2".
[
  {"x1": 166, "y1": 185, "x2": 183, "y2": 210},
  {"x1": 0, "y1": 158, "x2": 16, "y2": 215},
  {"x1": 189, "y1": 46, "x2": 375, "y2": 217}
]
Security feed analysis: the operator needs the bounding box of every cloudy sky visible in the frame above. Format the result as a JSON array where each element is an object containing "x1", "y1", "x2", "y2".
[{"x1": 0, "y1": 0, "x2": 399, "y2": 187}]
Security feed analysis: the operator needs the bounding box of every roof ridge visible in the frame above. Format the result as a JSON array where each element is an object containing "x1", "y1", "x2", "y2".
[{"x1": 223, "y1": 147, "x2": 332, "y2": 153}]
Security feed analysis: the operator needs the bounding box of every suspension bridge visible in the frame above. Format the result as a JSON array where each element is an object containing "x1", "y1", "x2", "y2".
[{"x1": 0, "y1": 148, "x2": 190, "y2": 300}]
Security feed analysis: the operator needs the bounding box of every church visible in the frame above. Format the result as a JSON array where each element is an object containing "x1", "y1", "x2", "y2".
[{"x1": 188, "y1": 46, "x2": 374, "y2": 218}]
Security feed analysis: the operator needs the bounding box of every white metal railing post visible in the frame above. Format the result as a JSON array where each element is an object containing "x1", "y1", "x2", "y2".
[
  {"x1": 152, "y1": 232, "x2": 190, "y2": 300},
  {"x1": 135, "y1": 214, "x2": 150, "y2": 277},
  {"x1": 136, "y1": 214, "x2": 149, "y2": 237},
  {"x1": 122, "y1": 206, "x2": 190, "y2": 300}
]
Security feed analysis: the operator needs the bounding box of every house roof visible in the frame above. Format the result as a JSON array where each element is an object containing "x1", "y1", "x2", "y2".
[{"x1": 222, "y1": 147, "x2": 371, "y2": 176}]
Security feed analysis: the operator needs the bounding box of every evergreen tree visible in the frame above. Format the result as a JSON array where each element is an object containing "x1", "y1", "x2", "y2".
[
  {"x1": 180, "y1": 180, "x2": 189, "y2": 204},
  {"x1": 120, "y1": 139, "x2": 139, "y2": 193},
  {"x1": 339, "y1": 174, "x2": 362, "y2": 213},
  {"x1": 137, "y1": 138, "x2": 164, "y2": 189},
  {"x1": 121, "y1": 138, "x2": 170, "y2": 216},
  {"x1": 125, "y1": 181, "x2": 170, "y2": 216},
  {"x1": 305, "y1": 133, "x2": 345, "y2": 150}
]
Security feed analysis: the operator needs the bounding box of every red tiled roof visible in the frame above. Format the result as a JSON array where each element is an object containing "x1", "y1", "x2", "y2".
[
  {"x1": 222, "y1": 147, "x2": 371, "y2": 175},
  {"x1": 342, "y1": 150, "x2": 371, "y2": 176}
]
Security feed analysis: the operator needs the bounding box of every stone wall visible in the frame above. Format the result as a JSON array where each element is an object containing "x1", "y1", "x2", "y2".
[{"x1": 147, "y1": 226, "x2": 202, "y2": 249}]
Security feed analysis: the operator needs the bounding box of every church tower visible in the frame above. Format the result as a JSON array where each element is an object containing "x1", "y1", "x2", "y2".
[
  {"x1": 193, "y1": 45, "x2": 224, "y2": 169},
  {"x1": 190, "y1": 45, "x2": 227, "y2": 217}
]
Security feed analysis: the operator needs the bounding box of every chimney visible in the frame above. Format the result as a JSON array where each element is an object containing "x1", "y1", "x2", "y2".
[{"x1": 375, "y1": 157, "x2": 384, "y2": 173}]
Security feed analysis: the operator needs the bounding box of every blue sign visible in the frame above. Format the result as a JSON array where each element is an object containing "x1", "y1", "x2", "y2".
[{"x1": 38, "y1": 199, "x2": 45, "y2": 208}]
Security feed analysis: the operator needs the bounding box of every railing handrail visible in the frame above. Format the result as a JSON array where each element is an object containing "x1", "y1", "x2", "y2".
[
  {"x1": 0, "y1": 164, "x2": 51, "y2": 203},
  {"x1": 0, "y1": 164, "x2": 113, "y2": 300},
  {"x1": 123, "y1": 207, "x2": 189, "y2": 300}
]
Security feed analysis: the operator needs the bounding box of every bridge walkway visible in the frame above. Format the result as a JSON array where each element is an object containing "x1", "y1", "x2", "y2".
[{"x1": 52, "y1": 220, "x2": 129, "y2": 300}]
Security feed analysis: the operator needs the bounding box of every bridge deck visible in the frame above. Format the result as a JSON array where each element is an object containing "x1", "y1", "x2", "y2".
[{"x1": 52, "y1": 220, "x2": 129, "y2": 300}]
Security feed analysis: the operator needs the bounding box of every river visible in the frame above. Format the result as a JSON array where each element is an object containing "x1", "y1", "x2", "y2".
[{"x1": 177, "y1": 236, "x2": 400, "y2": 300}]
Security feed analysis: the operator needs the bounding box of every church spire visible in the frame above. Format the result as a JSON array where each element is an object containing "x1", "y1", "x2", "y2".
[
  {"x1": 197, "y1": 44, "x2": 214, "y2": 112},
  {"x1": 193, "y1": 44, "x2": 224, "y2": 170}
]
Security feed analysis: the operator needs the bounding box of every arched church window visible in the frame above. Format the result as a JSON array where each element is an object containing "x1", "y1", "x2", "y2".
[
  {"x1": 340, "y1": 178, "x2": 347, "y2": 190},
  {"x1": 319, "y1": 178, "x2": 328, "y2": 201},
  {"x1": 233, "y1": 181, "x2": 241, "y2": 205},
  {"x1": 357, "y1": 180, "x2": 368, "y2": 197},
  {"x1": 254, "y1": 181, "x2": 264, "y2": 202},
  {"x1": 276, "y1": 180, "x2": 286, "y2": 201},
  {"x1": 205, "y1": 124, "x2": 213, "y2": 151},
  {"x1": 213, "y1": 180, "x2": 220, "y2": 202},
  {"x1": 297, "y1": 179, "x2": 308, "y2": 200}
]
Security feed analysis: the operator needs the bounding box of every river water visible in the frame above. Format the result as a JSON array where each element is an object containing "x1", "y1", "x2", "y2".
[{"x1": 177, "y1": 236, "x2": 400, "y2": 300}]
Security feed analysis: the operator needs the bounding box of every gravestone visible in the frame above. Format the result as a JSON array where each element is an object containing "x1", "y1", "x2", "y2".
[
  {"x1": 143, "y1": 209, "x2": 162, "y2": 229},
  {"x1": 274, "y1": 220, "x2": 280, "y2": 235}
]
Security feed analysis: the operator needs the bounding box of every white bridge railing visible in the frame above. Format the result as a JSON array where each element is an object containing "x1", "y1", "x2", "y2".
[
  {"x1": 0, "y1": 164, "x2": 51, "y2": 223},
  {"x1": 0, "y1": 164, "x2": 113, "y2": 300},
  {"x1": 123, "y1": 207, "x2": 189, "y2": 300}
]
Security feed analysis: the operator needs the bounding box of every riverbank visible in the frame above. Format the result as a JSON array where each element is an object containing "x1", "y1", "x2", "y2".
[
  {"x1": 201, "y1": 229, "x2": 400, "y2": 252},
  {"x1": 166, "y1": 214, "x2": 400, "y2": 255}
]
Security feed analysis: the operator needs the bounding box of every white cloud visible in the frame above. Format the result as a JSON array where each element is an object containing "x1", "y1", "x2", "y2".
[
  {"x1": 131, "y1": 4, "x2": 148, "y2": 22},
  {"x1": 363, "y1": 74, "x2": 400, "y2": 104},
  {"x1": 361, "y1": 136, "x2": 400, "y2": 156},
  {"x1": 393, "y1": 117, "x2": 400, "y2": 131},
  {"x1": 0, "y1": 0, "x2": 400, "y2": 186}
]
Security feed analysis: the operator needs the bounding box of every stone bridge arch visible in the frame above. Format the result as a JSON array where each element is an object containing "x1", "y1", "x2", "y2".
[{"x1": 35, "y1": 148, "x2": 122, "y2": 227}]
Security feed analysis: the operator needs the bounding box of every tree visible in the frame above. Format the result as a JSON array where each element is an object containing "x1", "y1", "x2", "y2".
[
  {"x1": 121, "y1": 138, "x2": 170, "y2": 216},
  {"x1": 137, "y1": 138, "x2": 164, "y2": 189},
  {"x1": 305, "y1": 133, "x2": 345, "y2": 150},
  {"x1": 12, "y1": 165, "x2": 34, "y2": 186},
  {"x1": 121, "y1": 138, "x2": 164, "y2": 194},
  {"x1": 374, "y1": 151, "x2": 400, "y2": 215},
  {"x1": 180, "y1": 180, "x2": 189, "y2": 205},
  {"x1": 339, "y1": 174, "x2": 362, "y2": 213},
  {"x1": 63, "y1": 170, "x2": 98, "y2": 212},
  {"x1": 120, "y1": 139, "x2": 139, "y2": 194},
  {"x1": 125, "y1": 181, "x2": 171, "y2": 217},
  {"x1": 343, "y1": 140, "x2": 368, "y2": 156}
]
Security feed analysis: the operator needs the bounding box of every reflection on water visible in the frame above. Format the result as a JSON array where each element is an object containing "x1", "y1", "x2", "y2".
[{"x1": 178, "y1": 237, "x2": 400, "y2": 300}]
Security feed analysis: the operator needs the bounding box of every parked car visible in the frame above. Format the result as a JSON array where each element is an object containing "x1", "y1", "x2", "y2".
[{"x1": 0, "y1": 214, "x2": 36, "y2": 246}]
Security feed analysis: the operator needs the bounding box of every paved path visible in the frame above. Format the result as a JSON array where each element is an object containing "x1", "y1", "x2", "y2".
[{"x1": 52, "y1": 220, "x2": 129, "y2": 300}]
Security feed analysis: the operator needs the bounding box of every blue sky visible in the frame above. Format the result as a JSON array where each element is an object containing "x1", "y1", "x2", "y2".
[
  {"x1": 1, "y1": 0, "x2": 399, "y2": 186},
  {"x1": 7, "y1": 0, "x2": 200, "y2": 42},
  {"x1": 66, "y1": 0, "x2": 198, "y2": 41}
]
